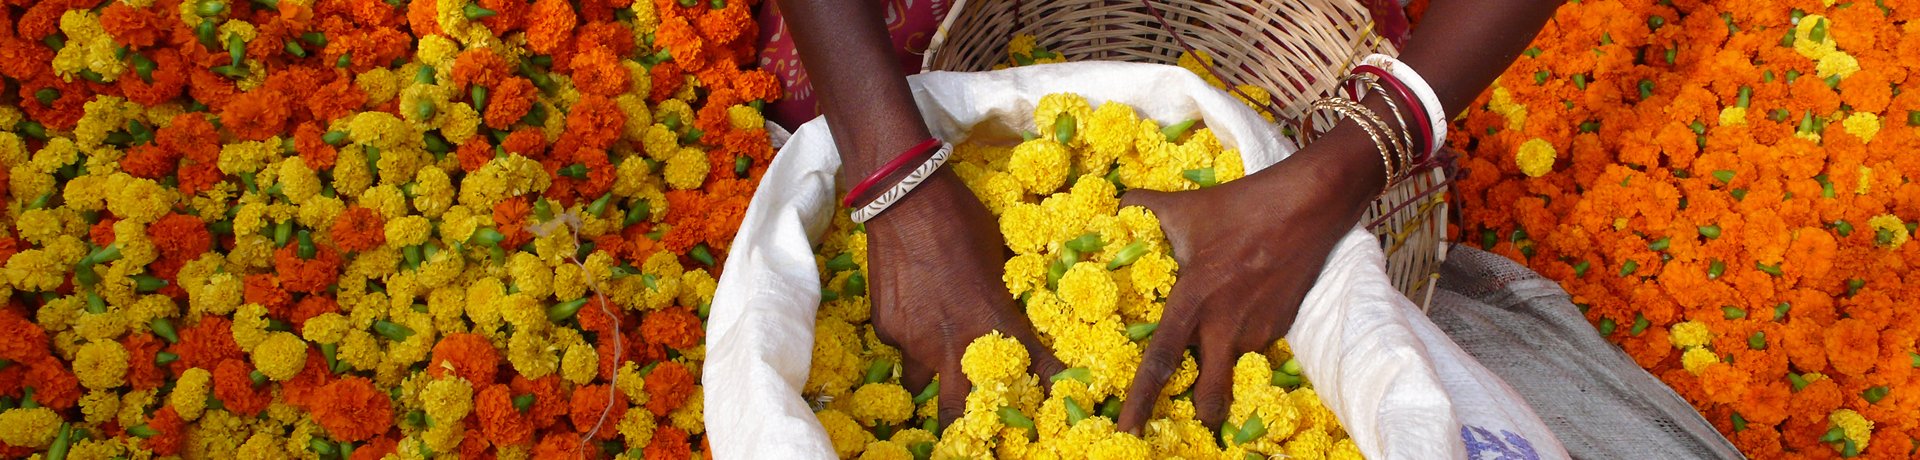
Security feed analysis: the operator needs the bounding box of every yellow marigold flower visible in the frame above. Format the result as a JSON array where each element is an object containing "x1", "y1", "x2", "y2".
[
  {"x1": 1058, "y1": 262, "x2": 1120, "y2": 323},
  {"x1": 53, "y1": 11, "x2": 125, "y2": 83},
  {"x1": 618, "y1": 406, "x2": 658, "y2": 447},
  {"x1": 859, "y1": 440, "x2": 913, "y2": 460},
  {"x1": 1008, "y1": 139, "x2": 1072, "y2": 194},
  {"x1": 1829, "y1": 408, "x2": 1873, "y2": 451},
  {"x1": 5, "y1": 249, "x2": 68, "y2": 292},
  {"x1": 355, "y1": 68, "x2": 402, "y2": 105},
  {"x1": 1328, "y1": 438, "x2": 1364, "y2": 460},
  {"x1": 806, "y1": 317, "x2": 865, "y2": 398},
  {"x1": 1719, "y1": 107, "x2": 1747, "y2": 127},
  {"x1": 507, "y1": 330, "x2": 559, "y2": 379},
  {"x1": 107, "y1": 174, "x2": 174, "y2": 223},
  {"x1": 0, "y1": 132, "x2": 27, "y2": 168},
  {"x1": 252, "y1": 332, "x2": 310, "y2": 381},
  {"x1": 216, "y1": 138, "x2": 283, "y2": 176},
  {"x1": 75, "y1": 96, "x2": 138, "y2": 147},
  {"x1": 1215, "y1": 149, "x2": 1246, "y2": 182},
  {"x1": 670, "y1": 387, "x2": 705, "y2": 433},
  {"x1": 849, "y1": 383, "x2": 915, "y2": 425},
  {"x1": 172, "y1": 367, "x2": 213, "y2": 421},
  {"x1": 1284, "y1": 428, "x2": 1334, "y2": 459},
  {"x1": 1867, "y1": 214, "x2": 1908, "y2": 249},
  {"x1": 232, "y1": 303, "x2": 273, "y2": 351},
  {"x1": 1681, "y1": 347, "x2": 1720, "y2": 375},
  {"x1": 457, "y1": 154, "x2": 550, "y2": 210},
  {"x1": 384, "y1": 215, "x2": 434, "y2": 248},
  {"x1": 74, "y1": 339, "x2": 131, "y2": 390},
  {"x1": 190, "y1": 272, "x2": 243, "y2": 316},
  {"x1": 1515, "y1": 138, "x2": 1556, "y2": 178},
  {"x1": 614, "y1": 95, "x2": 656, "y2": 142},
  {"x1": 726, "y1": 105, "x2": 765, "y2": 131},
  {"x1": 1668, "y1": 321, "x2": 1712, "y2": 348},
  {"x1": 80, "y1": 389, "x2": 120, "y2": 424},
  {"x1": 664, "y1": 147, "x2": 710, "y2": 190},
  {"x1": 421, "y1": 377, "x2": 475, "y2": 423},
  {"x1": 561, "y1": 342, "x2": 599, "y2": 385},
  {"x1": 348, "y1": 111, "x2": 413, "y2": 150},
  {"x1": 961, "y1": 331, "x2": 1029, "y2": 386},
  {"x1": 1816, "y1": 51, "x2": 1859, "y2": 80},
  {"x1": 338, "y1": 330, "x2": 382, "y2": 372},
  {"x1": 678, "y1": 269, "x2": 718, "y2": 309},
  {"x1": 1003, "y1": 253, "x2": 1049, "y2": 298},
  {"x1": 1175, "y1": 50, "x2": 1227, "y2": 88},
  {"x1": 817, "y1": 409, "x2": 874, "y2": 459},
  {"x1": 1843, "y1": 112, "x2": 1880, "y2": 143},
  {"x1": 1036, "y1": 93, "x2": 1093, "y2": 145},
  {"x1": 0, "y1": 407, "x2": 63, "y2": 448},
  {"x1": 998, "y1": 202, "x2": 1055, "y2": 255},
  {"x1": 412, "y1": 167, "x2": 457, "y2": 217}
]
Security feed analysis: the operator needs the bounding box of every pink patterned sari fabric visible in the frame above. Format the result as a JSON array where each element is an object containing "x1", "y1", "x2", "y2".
[{"x1": 755, "y1": 0, "x2": 1411, "y2": 130}]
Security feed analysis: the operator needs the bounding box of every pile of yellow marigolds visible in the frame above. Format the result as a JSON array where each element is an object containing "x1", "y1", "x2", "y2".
[
  {"x1": 801, "y1": 89, "x2": 1363, "y2": 459},
  {"x1": 0, "y1": 0, "x2": 777, "y2": 458},
  {"x1": 1453, "y1": 0, "x2": 1919, "y2": 457}
]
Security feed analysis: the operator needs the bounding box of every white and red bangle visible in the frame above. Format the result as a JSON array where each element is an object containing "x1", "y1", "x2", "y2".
[
  {"x1": 848, "y1": 141, "x2": 953, "y2": 223},
  {"x1": 1358, "y1": 54, "x2": 1447, "y2": 158}
]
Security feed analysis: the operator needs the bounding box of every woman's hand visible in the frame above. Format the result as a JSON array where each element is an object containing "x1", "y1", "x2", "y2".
[
  {"x1": 866, "y1": 168, "x2": 1068, "y2": 426},
  {"x1": 1114, "y1": 132, "x2": 1386, "y2": 433}
]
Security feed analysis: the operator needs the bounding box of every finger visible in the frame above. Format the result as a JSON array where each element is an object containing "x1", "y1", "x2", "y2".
[
  {"x1": 900, "y1": 352, "x2": 934, "y2": 395},
  {"x1": 1191, "y1": 340, "x2": 1237, "y2": 430},
  {"x1": 1115, "y1": 289, "x2": 1203, "y2": 434},
  {"x1": 1117, "y1": 188, "x2": 1168, "y2": 211},
  {"x1": 936, "y1": 358, "x2": 973, "y2": 429}
]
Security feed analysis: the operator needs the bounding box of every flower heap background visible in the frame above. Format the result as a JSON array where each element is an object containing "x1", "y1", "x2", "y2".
[
  {"x1": 0, "y1": 0, "x2": 779, "y2": 457},
  {"x1": 1449, "y1": 0, "x2": 1920, "y2": 457}
]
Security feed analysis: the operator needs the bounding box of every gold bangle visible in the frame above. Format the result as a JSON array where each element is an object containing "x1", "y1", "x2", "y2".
[
  {"x1": 1339, "y1": 74, "x2": 1417, "y2": 171},
  {"x1": 1301, "y1": 97, "x2": 1402, "y2": 192}
]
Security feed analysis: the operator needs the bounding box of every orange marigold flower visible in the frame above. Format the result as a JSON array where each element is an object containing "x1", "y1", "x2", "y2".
[
  {"x1": 429, "y1": 333, "x2": 502, "y2": 385},
  {"x1": 502, "y1": 129, "x2": 548, "y2": 159},
  {"x1": 313, "y1": 377, "x2": 396, "y2": 442},
  {"x1": 640, "y1": 307, "x2": 703, "y2": 350},
  {"x1": 167, "y1": 317, "x2": 246, "y2": 374},
  {"x1": 525, "y1": 0, "x2": 578, "y2": 55},
  {"x1": 123, "y1": 334, "x2": 168, "y2": 391},
  {"x1": 89, "y1": 217, "x2": 118, "y2": 247},
  {"x1": 644, "y1": 426, "x2": 692, "y2": 460},
  {"x1": 288, "y1": 295, "x2": 341, "y2": 331},
  {"x1": 274, "y1": 243, "x2": 344, "y2": 294},
  {"x1": 406, "y1": 0, "x2": 444, "y2": 36},
  {"x1": 295, "y1": 122, "x2": 340, "y2": 170},
  {"x1": 351, "y1": 436, "x2": 399, "y2": 460},
  {"x1": 563, "y1": 95, "x2": 625, "y2": 150},
  {"x1": 493, "y1": 197, "x2": 535, "y2": 249},
  {"x1": 457, "y1": 137, "x2": 495, "y2": 172},
  {"x1": 122, "y1": 144, "x2": 180, "y2": 179},
  {"x1": 568, "y1": 384, "x2": 628, "y2": 440},
  {"x1": 0, "y1": 309, "x2": 50, "y2": 363},
  {"x1": 142, "y1": 406, "x2": 186, "y2": 456},
  {"x1": 569, "y1": 49, "x2": 628, "y2": 98},
  {"x1": 243, "y1": 274, "x2": 295, "y2": 317},
  {"x1": 453, "y1": 49, "x2": 511, "y2": 90},
  {"x1": 510, "y1": 374, "x2": 569, "y2": 429},
  {"x1": 648, "y1": 61, "x2": 683, "y2": 103},
  {"x1": 643, "y1": 360, "x2": 694, "y2": 416},
  {"x1": 1824, "y1": 318, "x2": 1882, "y2": 377},
  {"x1": 484, "y1": 77, "x2": 537, "y2": 130},
  {"x1": 475, "y1": 383, "x2": 535, "y2": 447},
  {"x1": 117, "y1": 50, "x2": 189, "y2": 106},
  {"x1": 330, "y1": 207, "x2": 388, "y2": 252},
  {"x1": 212, "y1": 359, "x2": 273, "y2": 416},
  {"x1": 220, "y1": 89, "x2": 296, "y2": 142}
]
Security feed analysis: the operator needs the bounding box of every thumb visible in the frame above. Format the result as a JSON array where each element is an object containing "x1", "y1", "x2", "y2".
[{"x1": 1117, "y1": 188, "x2": 1172, "y2": 211}]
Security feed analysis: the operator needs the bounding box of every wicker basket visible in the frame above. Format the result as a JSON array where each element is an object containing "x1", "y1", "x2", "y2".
[{"x1": 923, "y1": 0, "x2": 1451, "y2": 302}]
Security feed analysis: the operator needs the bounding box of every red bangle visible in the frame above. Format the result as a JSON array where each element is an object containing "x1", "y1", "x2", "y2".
[
  {"x1": 1352, "y1": 64, "x2": 1433, "y2": 158},
  {"x1": 843, "y1": 138, "x2": 943, "y2": 208}
]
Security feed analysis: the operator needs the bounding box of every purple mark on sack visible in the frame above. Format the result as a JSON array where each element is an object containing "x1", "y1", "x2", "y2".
[{"x1": 1462, "y1": 425, "x2": 1541, "y2": 460}]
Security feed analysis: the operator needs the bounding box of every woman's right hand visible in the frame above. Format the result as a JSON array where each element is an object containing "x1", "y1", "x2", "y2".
[{"x1": 866, "y1": 168, "x2": 1067, "y2": 426}]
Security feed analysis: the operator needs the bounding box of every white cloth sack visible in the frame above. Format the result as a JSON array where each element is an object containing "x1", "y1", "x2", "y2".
[{"x1": 705, "y1": 62, "x2": 1568, "y2": 460}]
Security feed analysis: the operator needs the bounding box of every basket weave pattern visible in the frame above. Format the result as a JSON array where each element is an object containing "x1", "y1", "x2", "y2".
[{"x1": 924, "y1": 0, "x2": 1451, "y2": 300}]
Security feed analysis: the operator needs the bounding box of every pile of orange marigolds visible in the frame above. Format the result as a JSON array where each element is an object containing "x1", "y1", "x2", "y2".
[
  {"x1": 1452, "y1": 0, "x2": 1919, "y2": 457},
  {"x1": 0, "y1": 0, "x2": 778, "y2": 458}
]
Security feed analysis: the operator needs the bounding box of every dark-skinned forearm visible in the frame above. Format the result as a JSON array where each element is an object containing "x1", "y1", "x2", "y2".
[
  {"x1": 774, "y1": 0, "x2": 934, "y2": 189},
  {"x1": 1248, "y1": 0, "x2": 1565, "y2": 219}
]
